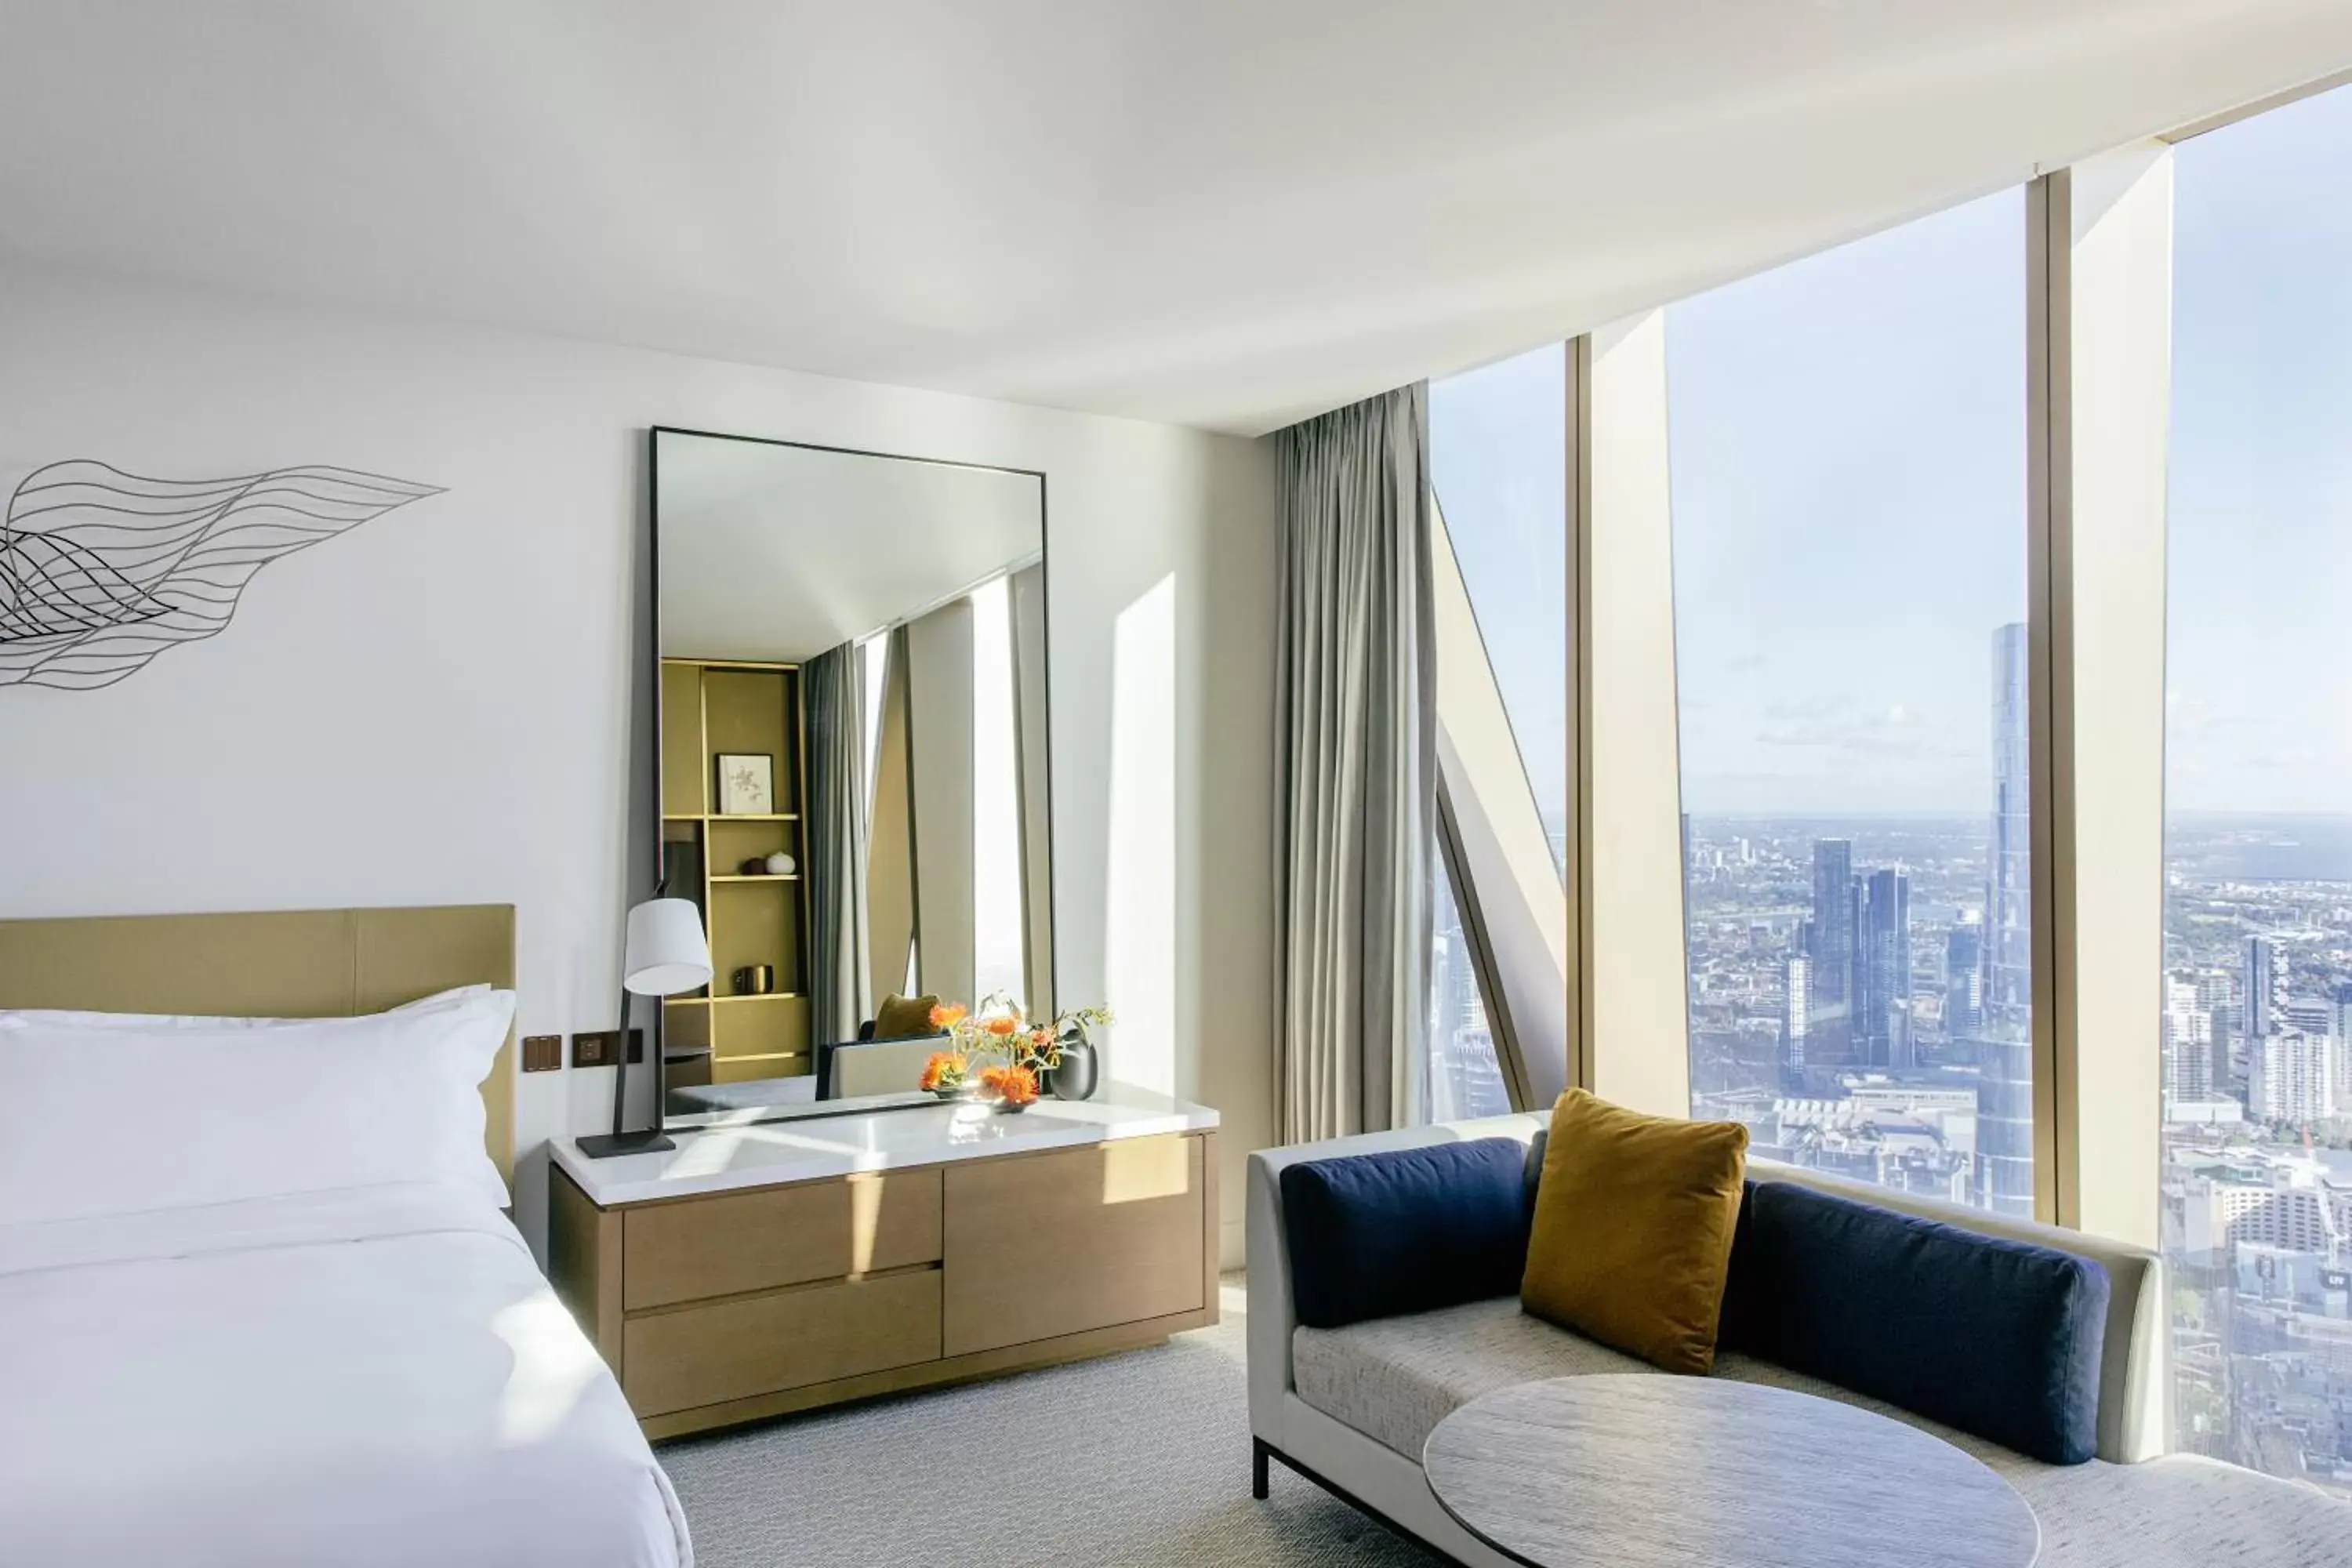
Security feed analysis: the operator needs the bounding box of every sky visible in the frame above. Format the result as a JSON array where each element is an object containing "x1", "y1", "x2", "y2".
[
  {"x1": 2165, "y1": 84, "x2": 2352, "y2": 815},
  {"x1": 1431, "y1": 82, "x2": 2350, "y2": 822}
]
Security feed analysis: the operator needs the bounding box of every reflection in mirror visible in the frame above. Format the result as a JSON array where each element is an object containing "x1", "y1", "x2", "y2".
[{"x1": 650, "y1": 430, "x2": 1051, "y2": 1127}]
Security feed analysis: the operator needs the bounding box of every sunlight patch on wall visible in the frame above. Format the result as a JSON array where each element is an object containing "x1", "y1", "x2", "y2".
[{"x1": 1105, "y1": 574, "x2": 1177, "y2": 1095}]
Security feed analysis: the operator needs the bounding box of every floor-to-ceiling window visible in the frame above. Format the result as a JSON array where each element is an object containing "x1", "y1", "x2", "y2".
[
  {"x1": 1431, "y1": 346, "x2": 1570, "y2": 879},
  {"x1": 2160, "y1": 82, "x2": 2352, "y2": 1497},
  {"x1": 1665, "y1": 189, "x2": 2033, "y2": 1214},
  {"x1": 1421, "y1": 343, "x2": 1569, "y2": 1120}
]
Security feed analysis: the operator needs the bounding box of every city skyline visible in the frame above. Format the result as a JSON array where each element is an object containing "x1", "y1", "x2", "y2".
[{"x1": 1686, "y1": 622, "x2": 2035, "y2": 1218}]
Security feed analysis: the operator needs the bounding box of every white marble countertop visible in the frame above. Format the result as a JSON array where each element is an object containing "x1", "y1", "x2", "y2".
[{"x1": 550, "y1": 1084, "x2": 1220, "y2": 1207}]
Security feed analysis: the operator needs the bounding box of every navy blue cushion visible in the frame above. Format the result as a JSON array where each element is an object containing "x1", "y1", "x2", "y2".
[
  {"x1": 1733, "y1": 1181, "x2": 2110, "y2": 1464},
  {"x1": 1715, "y1": 1178, "x2": 1764, "y2": 1353},
  {"x1": 1280, "y1": 1138, "x2": 1532, "y2": 1330}
]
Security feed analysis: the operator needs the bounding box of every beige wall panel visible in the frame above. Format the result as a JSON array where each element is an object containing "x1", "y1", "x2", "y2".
[
  {"x1": 1581, "y1": 314, "x2": 1693, "y2": 1118},
  {"x1": 660, "y1": 662, "x2": 708, "y2": 816},
  {"x1": 707, "y1": 881, "x2": 800, "y2": 995},
  {"x1": 710, "y1": 993, "x2": 809, "y2": 1062},
  {"x1": 703, "y1": 669, "x2": 793, "y2": 812},
  {"x1": 2055, "y1": 149, "x2": 2172, "y2": 1250}
]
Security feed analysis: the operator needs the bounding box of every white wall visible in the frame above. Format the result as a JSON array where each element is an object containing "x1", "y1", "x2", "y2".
[{"x1": 0, "y1": 264, "x2": 1279, "y2": 1263}]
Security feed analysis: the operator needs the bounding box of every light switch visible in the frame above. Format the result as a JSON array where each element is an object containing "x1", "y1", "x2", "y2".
[{"x1": 572, "y1": 1029, "x2": 645, "y2": 1068}]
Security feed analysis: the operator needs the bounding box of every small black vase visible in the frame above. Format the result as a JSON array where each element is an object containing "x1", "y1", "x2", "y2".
[{"x1": 1048, "y1": 1040, "x2": 1099, "y2": 1101}]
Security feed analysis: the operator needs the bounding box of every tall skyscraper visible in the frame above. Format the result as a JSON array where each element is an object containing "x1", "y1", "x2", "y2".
[
  {"x1": 1782, "y1": 952, "x2": 1812, "y2": 1081},
  {"x1": 2244, "y1": 936, "x2": 2286, "y2": 1040},
  {"x1": 2332, "y1": 982, "x2": 2352, "y2": 1114},
  {"x1": 1980, "y1": 623, "x2": 2034, "y2": 1218},
  {"x1": 1857, "y1": 867, "x2": 1913, "y2": 1069},
  {"x1": 1808, "y1": 839, "x2": 1857, "y2": 1064},
  {"x1": 2164, "y1": 989, "x2": 2216, "y2": 1104},
  {"x1": 2249, "y1": 1030, "x2": 2334, "y2": 1126},
  {"x1": 1944, "y1": 914, "x2": 1984, "y2": 1041}
]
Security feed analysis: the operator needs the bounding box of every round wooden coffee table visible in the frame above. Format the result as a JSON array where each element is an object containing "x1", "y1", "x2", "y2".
[{"x1": 1422, "y1": 1375, "x2": 2040, "y2": 1568}]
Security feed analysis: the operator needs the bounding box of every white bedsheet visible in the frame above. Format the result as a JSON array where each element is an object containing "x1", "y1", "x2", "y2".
[{"x1": 0, "y1": 1181, "x2": 691, "y2": 1568}]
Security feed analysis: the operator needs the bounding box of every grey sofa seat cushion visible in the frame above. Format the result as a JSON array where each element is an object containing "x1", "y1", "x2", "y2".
[
  {"x1": 1291, "y1": 1298, "x2": 2350, "y2": 1568},
  {"x1": 1293, "y1": 1296, "x2": 1653, "y2": 1459}
]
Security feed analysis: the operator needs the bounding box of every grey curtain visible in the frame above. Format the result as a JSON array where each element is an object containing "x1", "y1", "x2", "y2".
[
  {"x1": 1273, "y1": 383, "x2": 1436, "y2": 1142},
  {"x1": 804, "y1": 641, "x2": 870, "y2": 1044}
]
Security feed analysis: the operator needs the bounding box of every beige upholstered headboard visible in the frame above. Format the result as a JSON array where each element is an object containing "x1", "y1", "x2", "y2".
[{"x1": 0, "y1": 905, "x2": 517, "y2": 1185}]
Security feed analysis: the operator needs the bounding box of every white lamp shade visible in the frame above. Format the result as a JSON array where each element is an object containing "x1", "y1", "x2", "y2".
[{"x1": 623, "y1": 898, "x2": 713, "y2": 996}]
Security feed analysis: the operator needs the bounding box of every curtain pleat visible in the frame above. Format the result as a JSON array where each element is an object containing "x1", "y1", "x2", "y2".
[
  {"x1": 1272, "y1": 383, "x2": 1436, "y2": 1142},
  {"x1": 805, "y1": 641, "x2": 871, "y2": 1044}
]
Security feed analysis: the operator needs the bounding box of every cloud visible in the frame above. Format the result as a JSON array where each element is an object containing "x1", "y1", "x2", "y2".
[{"x1": 1753, "y1": 698, "x2": 1966, "y2": 760}]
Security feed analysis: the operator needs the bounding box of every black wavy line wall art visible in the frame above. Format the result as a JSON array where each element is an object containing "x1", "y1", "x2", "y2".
[{"x1": 0, "y1": 460, "x2": 444, "y2": 691}]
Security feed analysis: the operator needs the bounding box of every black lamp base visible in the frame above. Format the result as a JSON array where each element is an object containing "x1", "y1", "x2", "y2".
[{"x1": 576, "y1": 1129, "x2": 677, "y2": 1160}]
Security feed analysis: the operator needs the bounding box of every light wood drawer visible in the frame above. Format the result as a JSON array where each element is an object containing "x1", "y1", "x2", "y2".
[
  {"x1": 942, "y1": 1134, "x2": 1205, "y2": 1357},
  {"x1": 622, "y1": 1169, "x2": 942, "y2": 1310},
  {"x1": 622, "y1": 1269, "x2": 942, "y2": 1417}
]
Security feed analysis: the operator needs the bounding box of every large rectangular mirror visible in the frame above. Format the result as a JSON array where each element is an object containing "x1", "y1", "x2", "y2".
[{"x1": 650, "y1": 429, "x2": 1052, "y2": 1127}]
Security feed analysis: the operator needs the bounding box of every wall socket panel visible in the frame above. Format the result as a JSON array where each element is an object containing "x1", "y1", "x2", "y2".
[
  {"x1": 520, "y1": 1034, "x2": 564, "y2": 1073},
  {"x1": 571, "y1": 1029, "x2": 645, "y2": 1069}
]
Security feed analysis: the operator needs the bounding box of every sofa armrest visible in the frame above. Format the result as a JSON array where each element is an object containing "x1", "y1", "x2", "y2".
[{"x1": 1245, "y1": 1114, "x2": 1547, "y2": 1442}]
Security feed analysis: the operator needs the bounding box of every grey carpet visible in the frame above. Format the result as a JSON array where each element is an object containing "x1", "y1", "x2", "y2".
[{"x1": 658, "y1": 1284, "x2": 1439, "y2": 1567}]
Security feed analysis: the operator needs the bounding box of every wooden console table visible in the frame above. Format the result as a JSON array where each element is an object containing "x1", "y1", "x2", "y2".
[{"x1": 548, "y1": 1089, "x2": 1220, "y2": 1439}]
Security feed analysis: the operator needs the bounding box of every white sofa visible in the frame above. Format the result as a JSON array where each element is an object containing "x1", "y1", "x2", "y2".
[{"x1": 1247, "y1": 1113, "x2": 2350, "y2": 1568}]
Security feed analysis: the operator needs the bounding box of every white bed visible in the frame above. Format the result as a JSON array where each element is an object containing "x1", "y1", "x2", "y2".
[
  {"x1": 0, "y1": 906, "x2": 691, "y2": 1568},
  {"x1": 0, "y1": 1180, "x2": 691, "y2": 1568}
]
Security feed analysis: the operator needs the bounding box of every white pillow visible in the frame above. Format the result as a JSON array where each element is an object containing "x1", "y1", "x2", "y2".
[
  {"x1": 0, "y1": 989, "x2": 514, "y2": 1225},
  {"x1": 0, "y1": 984, "x2": 493, "y2": 1031}
]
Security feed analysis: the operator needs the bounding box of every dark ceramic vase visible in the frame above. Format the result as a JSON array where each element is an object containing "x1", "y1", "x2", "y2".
[{"x1": 1047, "y1": 1040, "x2": 1099, "y2": 1101}]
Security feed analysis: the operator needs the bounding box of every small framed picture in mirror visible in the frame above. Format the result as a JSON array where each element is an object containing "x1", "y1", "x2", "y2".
[{"x1": 715, "y1": 753, "x2": 775, "y2": 816}]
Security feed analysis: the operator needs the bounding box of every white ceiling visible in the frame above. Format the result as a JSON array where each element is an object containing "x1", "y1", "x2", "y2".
[
  {"x1": 656, "y1": 433, "x2": 1040, "y2": 662},
  {"x1": 2, "y1": 2, "x2": 2349, "y2": 434}
]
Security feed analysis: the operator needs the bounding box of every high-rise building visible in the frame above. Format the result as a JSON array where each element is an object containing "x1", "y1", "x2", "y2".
[
  {"x1": 2284, "y1": 997, "x2": 2332, "y2": 1036},
  {"x1": 1808, "y1": 839, "x2": 1857, "y2": 1064},
  {"x1": 2164, "y1": 996, "x2": 2216, "y2": 1103},
  {"x1": 1944, "y1": 914, "x2": 1984, "y2": 1040},
  {"x1": 2245, "y1": 936, "x2": 2286, "y2": 1040},
  {"x1": 2249, "y1": 1030, "x2": 2334, "y2": 1126},
  {"x1": 1857, "y1": 866, "x2": 1912, "y2": 1069},
  {"x1": 1980, "y1": 622, "x2": 2034, "y2": 1218},
  {"x1": 2332, "y1": 983, "x2": 2352, "y2": 1110},
  {"x1": 1782, "y1": 952, "x2": 1812, "y2": 1080}
]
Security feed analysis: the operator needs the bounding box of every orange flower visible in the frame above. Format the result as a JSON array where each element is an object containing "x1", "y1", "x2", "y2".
[
  {"x1": 984, "y1": 1014, "x2": 1018, "y2": 1037},
  {"x1": 994, "y1": 1065, "x2": 1040, "y2": 1107},
  {"x1": 929, "y1": 1002, "x2": 967, "y2": 1029},
  {"x1": 918, "y1": 1051, "x2": 967, "y2": 1092},
  {"x1": 978, "y1": 1063, "x2": 1009, "y2": 1091}
]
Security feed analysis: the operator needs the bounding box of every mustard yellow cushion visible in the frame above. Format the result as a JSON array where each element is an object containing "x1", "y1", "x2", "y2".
[
  {"x1": 1520, "y1": 1088, "x2": 1748, "y2": 1374},
  {"x1": 872, "y1": 993, "x2": 942, "y2": 1040}
]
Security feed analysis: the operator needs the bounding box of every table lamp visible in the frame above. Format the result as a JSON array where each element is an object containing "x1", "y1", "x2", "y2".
[{"x1": 578, "y1": 896, "x2": 711, "y2": 1158}]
